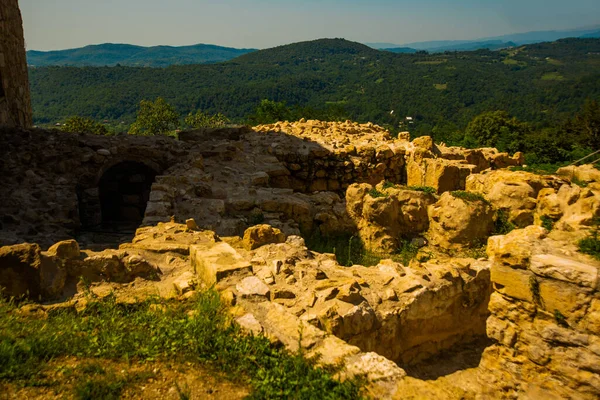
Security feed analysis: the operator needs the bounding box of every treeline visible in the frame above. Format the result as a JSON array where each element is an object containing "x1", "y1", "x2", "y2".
[
  {"x1": 29, "y1": 38, "x2": 600, "y2": 129},
  {"x1": 61, "y1": 94, "x2": 599, "y2": 171}
]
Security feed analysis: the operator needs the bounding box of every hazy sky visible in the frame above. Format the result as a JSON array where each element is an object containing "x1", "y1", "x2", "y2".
[{"x1": 20, "y1": 0, "x2": 600, "y2": 50}]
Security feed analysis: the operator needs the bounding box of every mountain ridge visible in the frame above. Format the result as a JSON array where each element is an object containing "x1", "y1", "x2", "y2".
[{"x1": 27, "y1": 43, "x2": 257, "y2": 67}]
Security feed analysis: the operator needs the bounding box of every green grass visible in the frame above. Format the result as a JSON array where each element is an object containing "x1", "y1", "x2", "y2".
[
  {"x1": 529, "y1": 275, "x2": 542, "y2": 307},
  {"x1": 450, "y1": 191, "x2": 489, "y2": 204},
  {"x1": 540, "y1": 215, "x2": 555, "y2": 231},
  {"x1": 493, "y1": 210, "x2": 516, "y2": 235},
  {"x1": 572, "y1": 177, "x2": 589, "y2": 188},
  {"x1": 407, "y1": 186, "x2": 437, "y2": 195},
  {"x1": 368, "y1": 188, "x2": 386, "y2": 198},
  {"x1": 541, "y1": 72, "x2": 565, "y2": 81},
  {"x1": 305, "y1": 232, "x2": 424, "y2": 267},
  {"x1": 382, "y1": 181, "x2": 396, "y2": 190},
  {"x1": 0, "y1": 291, "x2": 361, "y2": 399},
  {"x1": 578, "y1": 234, "x2": 600, "y2": 260}
]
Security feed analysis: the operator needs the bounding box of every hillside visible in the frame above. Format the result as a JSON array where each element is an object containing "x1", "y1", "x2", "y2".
[
  {"x1": 26, "y1": 43, "x2": 257, "y2": 67},
  {"x1": 29, "y1": 38, "x2": 600, "y2": 129}
]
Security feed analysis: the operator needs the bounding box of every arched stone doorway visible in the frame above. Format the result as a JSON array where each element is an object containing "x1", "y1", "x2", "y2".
[{"x1": 98, "y1": 161, "x2": 158, "y2": 230}]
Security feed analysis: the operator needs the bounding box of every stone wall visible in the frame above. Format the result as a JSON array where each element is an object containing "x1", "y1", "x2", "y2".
[
  {"x1": 0, "y1": 127, "x2": 189, "y2": 247},
  {"x1": 480, "y1": 226, "x2": 600, "y2": 399},
  {"x1": 0, "y1": 0, "x2": 32, "y2": 128}
]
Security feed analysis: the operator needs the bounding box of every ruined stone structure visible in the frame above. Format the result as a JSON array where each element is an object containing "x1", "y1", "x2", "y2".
[
  {"x1": 3, "y1": 121, "x2": 600, "y2": 398},
  {"x1": 0, "y1": 0, "x2": 32, "y2": 128}
]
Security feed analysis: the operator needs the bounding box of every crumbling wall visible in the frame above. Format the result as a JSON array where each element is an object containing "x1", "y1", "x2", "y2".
[
  {"x1": 0, "y1": 0, "x2": 32, "y2": 128},
  {"x1": 480, "y1": 226, "x2": 600, "y2": 399}
]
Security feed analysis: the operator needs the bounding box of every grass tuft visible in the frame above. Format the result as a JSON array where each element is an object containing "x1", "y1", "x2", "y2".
[
  {"x1": 450, "y1": 190, "x2": 489, "y2": 204},
  {"x1": 493, "y1": 210, "x2": 516, "y2": 235},
  {"x1": 0, "y1": 291, "x2": 361, "y2": 399},
  {"x1": 368, "y1": 188, "x2": 386, "y2": 198},
  {"x1": 540, "y1": 215, "x2": 555, "y2": 231},
  {"x1": 407, "y1": 186, "x2": 437, "y2": 195}
]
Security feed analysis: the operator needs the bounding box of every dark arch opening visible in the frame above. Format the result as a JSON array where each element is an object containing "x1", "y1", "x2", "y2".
[{"x1": 99, "y1": 161, "x2": 157, "y2": 230}]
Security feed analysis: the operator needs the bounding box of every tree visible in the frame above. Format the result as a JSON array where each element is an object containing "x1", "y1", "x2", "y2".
[
  {"x1": 61, "y1": 116, "x2": 108, "y2": 135},
  {"x1": 249, "y1": 99, "x2": 292, "y2": 125},
  {"x1": 184, "y1": 110, "x2": 230, "y2": 129},
  {"x1": 465, "y1": 111, "x2": 529, "y2": 153},
  {"x1": 129, "y1": 97, "x2": 179, "y2": 136},
  {"x1": 569, "y1": 98, "x2": 600, "y2": 149}
]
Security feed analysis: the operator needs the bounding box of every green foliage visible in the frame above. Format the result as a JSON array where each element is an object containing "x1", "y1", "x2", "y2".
[
  {"x1": 572, "y1": 177, "x2": 589, "y2": 188},
  {"x1": 541, "y1": 215, "x2": 555, "y2": 231},
  {"x1": 450, "y1": 190, "x2": 489, "y2": 204},
  {"x1": 305, "y1": 231, "x2": 424, "y2": 267},
  {"x1": 465, "y1": 110, "x2": 530, "y2": 153},
  {"x1": 129, "y1": 97, "x2": 180, "y2": 136},
  {"x1": 493, "y1": 210, "x2": 516, "y2": 235},
  {"x1": 184, "y1": 110, "x2": 230, "y2": 129},
  {"x1": 0, "y1": 291, "x2": 361, "y2": 399},
  {"x1": 578, "y1": 232, "x2": 600, "y2": 260},
  {"x1": 29, "y1": 38, "x2": 600, "y2": 135},
  {"x1": 407, "y1": 186, "x2": 437, "y2": 195},
  {"x1": 305, "y1": 232, "x2": 377, "y2": 267},
  {"x1": 61, "y1": 116, "x2": 109, "y2": 135},
  {"x1": 249, "y1": 99, "x2": 293, "y2": 125},
  {"x1": 553, "y1": 310, "x2": 569, "y2": 328},
  {"x1": 368, "y1": 188, "x2": 386, "y2": 198},
  {"x1": 529, "y1": 275, "x2": 542, "y2": 306},
  {"x1": 382, "y1": 181, "x2": 396, "y2": 189},
  {"x1": 74, "y1": 372, "x2": 128, "y2": 400}
]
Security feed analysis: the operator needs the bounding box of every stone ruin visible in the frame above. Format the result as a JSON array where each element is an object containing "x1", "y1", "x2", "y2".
[
  {"x1": 0, "y1": 0, "x2": 32, "y2": 128},
  {"x1": 2, "y1": 119, "x2": 599, "y2": 399}
]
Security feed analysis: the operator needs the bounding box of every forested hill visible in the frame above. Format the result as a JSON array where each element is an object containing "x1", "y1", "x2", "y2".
[
  {"x1": 29, "y1": 38, "x2": 600, "y2": 130},
  {"x1": 26, "y1": 43, "x2": 257, "y2": 67}
]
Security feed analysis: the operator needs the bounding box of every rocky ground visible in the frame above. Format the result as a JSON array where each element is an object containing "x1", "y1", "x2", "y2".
[{"x1": 1, "y1": 121, "x2": 599, "y2": 399}]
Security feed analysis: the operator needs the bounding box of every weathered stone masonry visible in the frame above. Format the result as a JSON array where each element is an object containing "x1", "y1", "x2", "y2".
[{"x1": 0, "y1": 0, "x2": 32, "y2": 128}]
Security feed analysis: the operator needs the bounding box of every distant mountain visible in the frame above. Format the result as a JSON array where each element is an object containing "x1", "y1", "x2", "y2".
[
  {"x1": 481, "y1": 26, "x2": 600, "y2": 45},
  {"x1": 364, "y1": 42, "x2": 403, "y2": 49},
  {"x1": 384, "y1": 25, "x2": 600, "y2": 52},
  {"x1": 381, "y1": 47, "x2": 418, "y2": 54},
  {"x1": 26, "y1": 43, "x2": 257, "y2": 67},
  {"x1": 231, "y1": 38, "x2": 380, "y2": 64},
  {"x1": 580, "y1": 31, "x2": 600, "y2": 39}
]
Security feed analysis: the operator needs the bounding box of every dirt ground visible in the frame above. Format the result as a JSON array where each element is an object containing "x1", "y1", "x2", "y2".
[{"x1": 1, "y1": 357, "x2": 249, "y2": 400}]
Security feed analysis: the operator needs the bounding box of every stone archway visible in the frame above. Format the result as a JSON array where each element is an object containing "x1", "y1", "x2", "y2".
[{"x1": 98, "y1": 161, "x2": 158, "y2": 230}]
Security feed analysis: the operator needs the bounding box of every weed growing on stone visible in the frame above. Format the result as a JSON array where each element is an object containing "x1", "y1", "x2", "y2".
[
  {"x1": 529, "y1": 275, "x2": 542, "y2": 306},
  {"x1": 382, "y1": 181, "x2": 396, "y2": 189},
  {"x1": 571, "y1": 177, "x2": 589, "y2": 188},
  {"x1": 493, "y1": 210, "x2": 516, "y2": 235},
  {"x1": 578, "y1": 217, "x2": 600, "y2": 260},
  {"x1": 407, "y1": 186, "x2": 437, "y2": 195},
  {"x1": 0, "y1": 291, "x2": 361, "y2": 399},
  {"x1": 368, "y1": 188, "x2": 387, "y2": 198},
  {"x1": 450, "y1": 191, "x2": 490, "y2": 204},
  {"x1": 554, "y1": 309, "x2": 569, "y2": 328},
  {"x1": 540, "y1": 215, "x2": 555, "y2": 231}
]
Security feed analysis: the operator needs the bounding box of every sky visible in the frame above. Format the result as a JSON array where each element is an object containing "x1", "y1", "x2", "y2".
[{"x1": 20, "y1": 0, "x2": 600, "y2": 51}]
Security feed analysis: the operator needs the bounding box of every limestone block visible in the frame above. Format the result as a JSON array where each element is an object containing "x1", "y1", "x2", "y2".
[
  {"x1": 236, "y1": 276, "x2": 271, "y2": 299},
  {"x1": 530, "y1": 254, "x2": 599, "y2": 289},
  {"x1": 428, "y1": 192, "x2": 494, "y2": 248},
  {"x1": 538, "y1": 278, "x2": 592, "y2": 321},
  {"x1": 242, "y1": 224, "x2": 286, "y2": 251},
  {"x1": 490, "y1": 264, "x2": 535, "y2": 303},
  {"x1": 236, "y1": 313, "x2": 264, "y2": 335},
  {"x1": 190, "y1": 242, "x2": 252, "y2": 286},
  {"x1": 47, "y1": 239, "x2": 80, "y2": 260}
]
